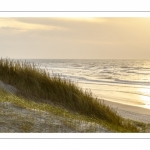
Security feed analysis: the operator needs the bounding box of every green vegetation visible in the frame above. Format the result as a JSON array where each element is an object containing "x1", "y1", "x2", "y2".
[{"x1": 0, "y1": 58, "x2": 145, "y2": 132}]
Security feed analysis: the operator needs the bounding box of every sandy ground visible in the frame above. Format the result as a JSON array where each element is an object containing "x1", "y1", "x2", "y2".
[
  {"x1": 0, "y1": 101, "x2": 110, "y2": 133},
  {"x1": 0, "y1": 80, "x2": 19, "y2": 94},
  {"x1": 0, "y1": 101, "x2": 72, "y2": 133},
  {"x1": 103, "y1": 100, "x2": 150, "y2": 124}
]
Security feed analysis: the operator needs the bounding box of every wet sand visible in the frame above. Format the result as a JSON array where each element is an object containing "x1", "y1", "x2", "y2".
[{"x1": 103, "y1": 99, "x2": 150, "y2": 123}]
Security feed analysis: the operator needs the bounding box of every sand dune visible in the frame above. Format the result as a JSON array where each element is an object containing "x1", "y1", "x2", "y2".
[{"x1": 0, "y1": 79, "x2": 150, "y2": 128}]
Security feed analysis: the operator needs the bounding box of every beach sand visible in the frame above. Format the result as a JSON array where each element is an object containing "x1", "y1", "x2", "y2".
[
  {"x1": 103, "y1": 100, "x2": 150, "y2": 124},
  {"x1": 0, "y1": 101, "x2": 110, "y2": 132}
]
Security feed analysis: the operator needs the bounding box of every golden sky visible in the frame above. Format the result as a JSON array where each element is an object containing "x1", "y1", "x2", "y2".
[{"x1": 1, "y1": 17, "x2": 150, "y2": 59}]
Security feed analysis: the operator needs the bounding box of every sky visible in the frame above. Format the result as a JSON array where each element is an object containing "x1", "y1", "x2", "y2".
[{"x1": 1, "y1": 17, "x2": 150, "y2": 59}]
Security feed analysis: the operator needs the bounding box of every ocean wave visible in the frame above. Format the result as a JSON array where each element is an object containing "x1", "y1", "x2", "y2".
[
  {"x1": 100, "y1": 70, "x2": 113, "y2": 74},
  {"x1": 60, "y1": 73, "x2": 150, "y2": 87},
  {"x1": 70, "y1": 74, "x2": 150, "y2": 86},
  {"x1": 32, "y1": 59, "x2": 150, "y2": 88},
  {"x1": 126, "y1": 71, "x2": 136, "y2": 73},
  {"x1": 103, "y1": 76, "x2": 113, "y2": 79},
  {"x1": 121, "y1": 66, "x2": 129, "y2": 68},
  {"x1": 114, "y1": 78, "x2": 150, "y2": 86}
]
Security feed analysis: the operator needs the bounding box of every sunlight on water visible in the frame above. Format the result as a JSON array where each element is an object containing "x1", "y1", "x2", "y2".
[{"x1": 139, "y1": 87, "x2": 150, "y2": 109}]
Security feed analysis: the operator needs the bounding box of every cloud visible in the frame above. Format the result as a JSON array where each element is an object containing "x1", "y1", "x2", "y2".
[
  {"x1": 0, "y1": 18, "x2": 67, "y2": 32},
  {"x1": 1, "y1": 26, "x2": 21, "y2": 30}
]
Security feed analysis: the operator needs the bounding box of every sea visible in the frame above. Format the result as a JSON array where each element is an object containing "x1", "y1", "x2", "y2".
[{"x1": 24, "y1": 59, "x2": 150, "y2": 110}]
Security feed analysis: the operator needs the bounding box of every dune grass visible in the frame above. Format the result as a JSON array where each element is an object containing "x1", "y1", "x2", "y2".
[
  {"x1": 0, "y1": 88, "x2": 102, "y2": 132},
  {"x1": 0, "y1": 58, "x2": 142, "y2": 132},
  {"x1": 1, "y1": 87, "x2": 146, "y2": 132}
]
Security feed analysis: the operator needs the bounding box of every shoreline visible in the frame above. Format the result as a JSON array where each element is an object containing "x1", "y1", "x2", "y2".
[{"x1": 103, "y1": 99, "x2": 150, "y2": 123}]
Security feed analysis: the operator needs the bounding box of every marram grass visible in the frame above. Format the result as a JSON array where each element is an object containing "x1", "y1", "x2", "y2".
[
  {"x1": 0, "y1": 58, "x2": 143, "y2": 132},
  {"x1": 0, "y1": 87, "x2": 146, "y2": 132}
]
